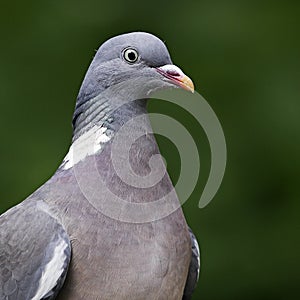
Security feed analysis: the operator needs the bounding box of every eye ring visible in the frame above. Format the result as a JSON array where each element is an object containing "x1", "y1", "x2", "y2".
[{"x1": 122, "y1": 48, "x2": 139, "y2": 63}]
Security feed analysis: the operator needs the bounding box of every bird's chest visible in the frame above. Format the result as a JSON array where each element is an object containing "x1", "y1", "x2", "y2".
[{"x1": 58, "y1": 206, "x2": 191, "y2": 300}]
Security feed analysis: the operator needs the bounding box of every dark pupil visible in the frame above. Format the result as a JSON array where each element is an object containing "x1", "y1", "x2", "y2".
[{"x1": 128, "y1": 51, "x2": 136, "y2": 61}]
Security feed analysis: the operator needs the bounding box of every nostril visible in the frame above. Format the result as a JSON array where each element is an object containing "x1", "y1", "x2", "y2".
[
  {"x1": 156, "y1": 65, "x2": 184, "y2": 78},
  {"x1": 166, "y1": 70, "x2": 180, "y2": 77}
]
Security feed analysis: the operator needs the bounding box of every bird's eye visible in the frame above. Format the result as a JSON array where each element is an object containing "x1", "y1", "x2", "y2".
[{"x1": 122, "y1": 48, "x2": 139, "y2": 63}]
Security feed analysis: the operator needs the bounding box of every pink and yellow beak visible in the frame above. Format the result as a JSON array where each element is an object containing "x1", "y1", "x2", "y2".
[{"x1": 156, "y1": 64, "x2": 194, "y2": 93}]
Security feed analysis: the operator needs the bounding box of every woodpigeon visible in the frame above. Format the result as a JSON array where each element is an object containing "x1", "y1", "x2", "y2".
[{"x1": 0, "y1": 32, "x2": 200, "y2": 300}]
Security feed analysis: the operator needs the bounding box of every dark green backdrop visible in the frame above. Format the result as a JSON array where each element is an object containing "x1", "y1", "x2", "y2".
[{"x1": 0, "y1": 0, "x2": 299, "y2": 299}]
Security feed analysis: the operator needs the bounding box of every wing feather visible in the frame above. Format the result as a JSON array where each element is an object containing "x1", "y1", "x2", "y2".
[
  {"x1": 0, "y1": 200, "x2": 71, "y2": 300},
  {"x1": 182, "y1": 227, "x2": 200, "y2": 300}
]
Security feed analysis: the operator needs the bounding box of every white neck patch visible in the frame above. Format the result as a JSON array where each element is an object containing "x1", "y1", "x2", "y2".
[{"x1": 61, "y1": 125, "x2": 111, "y2": 170}]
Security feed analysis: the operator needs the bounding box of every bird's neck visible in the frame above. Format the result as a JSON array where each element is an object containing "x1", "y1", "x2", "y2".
[
  {"x1": 61, "y1": 94, "x2": 156, "y2": 171},
  {"x1": 58, "y1": 92, "x2": 175, "y2": 208}
]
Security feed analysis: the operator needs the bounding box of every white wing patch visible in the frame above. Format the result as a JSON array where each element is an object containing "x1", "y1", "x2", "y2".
[
  {"x1": 32, "y1": 238, "x2": 69, "y2": 300},
  {"x1": 193, "y1": 237, "x2": 200, "y2": 281},
  {"x1": 62, "y1": 125, "x2": 111, "y2": 170}
]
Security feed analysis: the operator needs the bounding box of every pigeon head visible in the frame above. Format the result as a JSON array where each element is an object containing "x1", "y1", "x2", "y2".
[
  {"x1": 78, "y1": 32, "x2": 193, "y2": 100},
  {"x1": 73, "y1": 32, "x2": 194, "y2": 137}
]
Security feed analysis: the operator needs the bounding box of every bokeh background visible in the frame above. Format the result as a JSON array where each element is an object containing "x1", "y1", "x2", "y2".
[{"x1": 1, "y1": 0, "x2": 299, "y2": 299}]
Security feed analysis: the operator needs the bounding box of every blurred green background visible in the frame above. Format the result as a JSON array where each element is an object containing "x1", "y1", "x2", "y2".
[{"x1": 0, "y1": 0, "x2": 299, "y2": 299}]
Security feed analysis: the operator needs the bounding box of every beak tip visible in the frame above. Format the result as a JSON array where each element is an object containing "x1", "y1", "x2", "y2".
[{"x1": 181, "y1": 75, "x2": 195, "y2": 93}]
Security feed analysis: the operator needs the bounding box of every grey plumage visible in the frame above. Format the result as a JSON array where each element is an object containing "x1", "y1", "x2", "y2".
[
  {"x1": 0, "y1": 200, "x2": 71, "y2": 300},
  {"x1": 0, "y1": 32, "x2": 199, "y2": 299}
]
